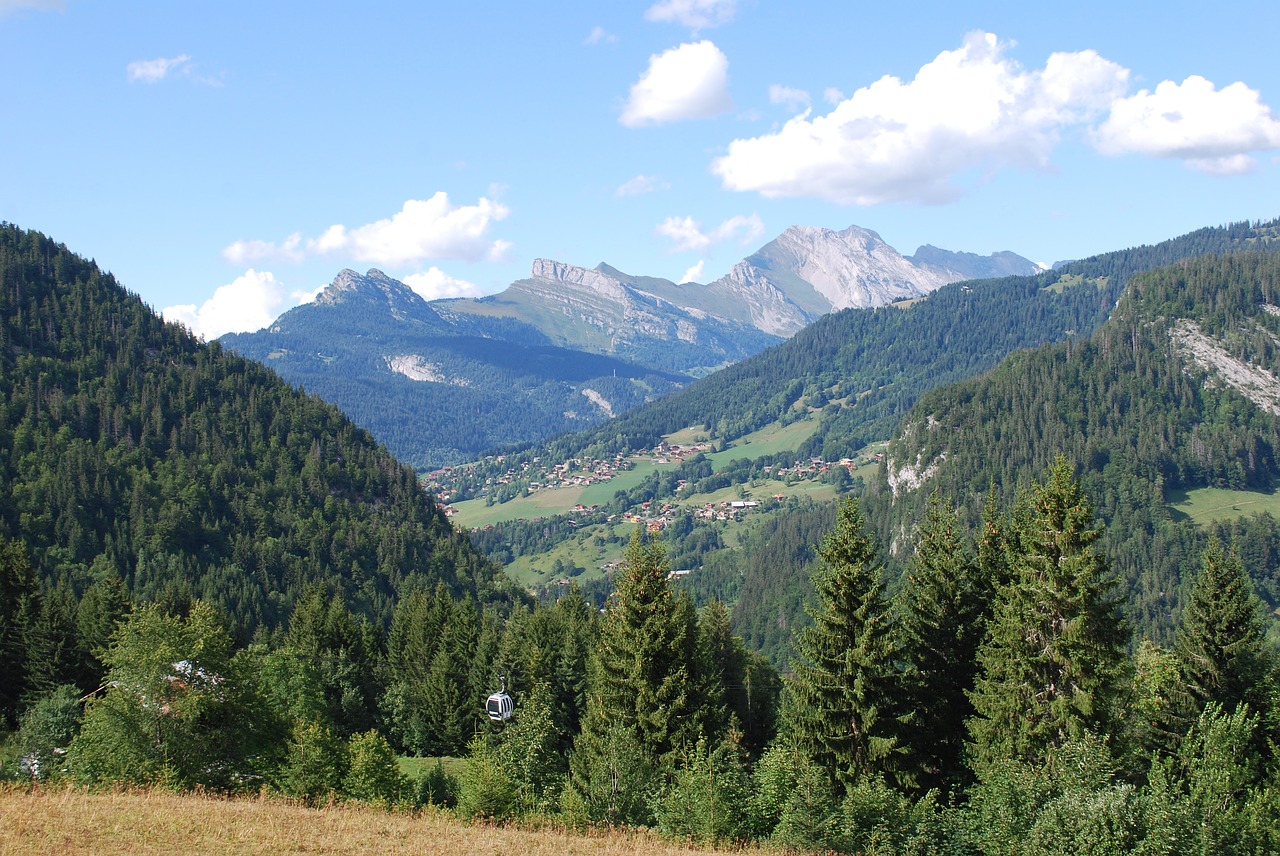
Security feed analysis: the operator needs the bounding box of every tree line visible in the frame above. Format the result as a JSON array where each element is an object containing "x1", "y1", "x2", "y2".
[{"x1": 5, "y1": 458, "x2": 1277, "y2": 853}]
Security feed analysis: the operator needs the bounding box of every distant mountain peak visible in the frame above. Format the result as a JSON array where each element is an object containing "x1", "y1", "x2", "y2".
[{"x1": 316, "y1": 268, "x2": 423, "y2": 310}]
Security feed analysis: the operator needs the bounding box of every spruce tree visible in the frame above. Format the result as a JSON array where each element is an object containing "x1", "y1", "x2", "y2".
[
  {"x1": 786, "y1": 497, "x2": 899, "y2": 790},
  {"x1": 588, "y1": 528, "x2": 698, "y2": 757},
  {"x1": 968, "y1": 457, "x2": 1126, "y2": 771},
  {"x1": 564, "y1": 529, "x2": 698, "y2": 823},
  {"x1": 1175, "y1": 535, "x2": 1268, "y2": 717},
  {"x1": 0, "y1": 536, "x2": 38, "y2": 726},
  {"x1": 895, "y1": 491, "x2": 986, "y2": 793}
]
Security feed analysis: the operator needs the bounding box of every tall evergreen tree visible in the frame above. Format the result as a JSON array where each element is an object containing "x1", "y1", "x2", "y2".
[
  {"x1": 1175, "y1": 535, "x2": 1269, "y2": 717},
  {"x1": 895, "y1": 491, "x2": 987, "y2": 793},
  {"x1": 786, "y1": 497, "x2": 900, "y2": 790},
  {"x1": 968, "y1": 457, "x2": 1126, "y2": 771},
  {"x1": 564, "y1": 529, "x2": 699, "y2": 822},
  {"x1": 0, "y1": 536, "x2": 38, "y2": 726}
]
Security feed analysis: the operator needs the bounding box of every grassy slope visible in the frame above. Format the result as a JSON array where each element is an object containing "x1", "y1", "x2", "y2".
[
  {"x1": 0, "y1": 787, "x2": 735, "y2": 856},
  {"x1": 1167, "y1": 486, "x2": 1280, "y2": 524}
]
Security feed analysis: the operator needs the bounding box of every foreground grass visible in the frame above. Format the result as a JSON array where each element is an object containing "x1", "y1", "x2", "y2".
[{"x1": 0, "y1": 785, "x2": 740, "y2": 856}]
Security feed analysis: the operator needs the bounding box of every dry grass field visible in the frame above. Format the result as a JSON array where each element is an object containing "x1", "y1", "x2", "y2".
[{"x1": 0, "y1": 786, "x2": 743, "y2": 856}]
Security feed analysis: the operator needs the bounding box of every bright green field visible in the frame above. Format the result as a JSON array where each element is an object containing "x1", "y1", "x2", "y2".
[
  {"x1": 450, "y1": 460, "x2": 673, "y2": 529},
  {"x1": 1166, "y1": 486, "x2": 1280, "y2": 524},
  {"x1": 707, "y1": 416, "x2": 821, "y2": 469},
  {"x1": 397, "y1": 756, "x2": 464, "y2": 779}
]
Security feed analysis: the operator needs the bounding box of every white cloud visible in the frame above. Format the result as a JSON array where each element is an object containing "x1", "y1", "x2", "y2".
[
  {"x1": 584, "y1": 26, "x2": 617, "y2": 45},
  {"x1": 620, "y1": 40, "x2": 733, "y2": 127},
  {"x1": 126, "y1": 54, "x2": 192, "y2": 84},
  {"x1": 1092, "y1": 75, "x2": 1280, "y2": 174},
  {"x1": 162, "y1": 269, "x2": 298, "y2": 339},
  {"x1": 0, "y1": 0, "x2": 63, "y2": 14},
  {"x1": 221, "y1": 193, "x2": 511, "y2": 268},
  {"x1": 823, "y1": 87, "x2": 845, "y2": 105},
  {"x1": 656, "y1": 213, "x2": 764, "y2": 252},
  {"x1": 769, "y1": 84, "x2": 811, "y2": 111},
  {"x1": 644, "y1": 0, "x2": 737, "y2": 29},
  {"x1": 402, "y1": 267, "x2": 483, "y2": 300},
  {"x1": 616, "y1": 174, "x2": 670, "y2": 197},
  {"x1": 680, "y1": 260, "x2": 705, "y2": 283},
  {"x1": 712, "y1": 32, "x2": 1129, "y2": 205},
  {"x1": 223, "y1": 233, "x2": 305, "y2": 265}
]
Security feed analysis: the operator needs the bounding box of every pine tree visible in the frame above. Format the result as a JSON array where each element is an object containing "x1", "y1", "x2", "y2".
[
  {"x1": 895, "y1": 491, "x2": 987, "y2": 793},
  {"x1": 563, "y1": 529, "x2": 698, "y2": 823},
  {"x1": 585, "y1": 528, "x2": 698, "y2": 757},
  {"x1": 1175, "y1": 536, "x2": 1268, "y2": 717},
  {"x1": 0, "y1": 536, "x2": 38, "y2": 726},
  {"x1": 968, "y1": 457, "x2": 1126, "y2": 771},
  {"x1": 786, "y1": 497, "x2": 899, "y2": 790}
]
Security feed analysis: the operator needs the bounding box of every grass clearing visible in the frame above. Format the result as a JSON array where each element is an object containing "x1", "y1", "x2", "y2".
[
  {"x1": 451, "y1": 460, "x2": 677, "y2": 529},
  {"x1": 708, "y1": 417, "x2": 821, "y2": 469},
  {"x1": 0, "y1": 785, "x2": 730, "y2": 855},
  {"x1": 398, "y1": 756, "x2": 464, "y2": 780},
  {"x1": 1166, "y1": 486, "x2": 1280, "y2": 524}
]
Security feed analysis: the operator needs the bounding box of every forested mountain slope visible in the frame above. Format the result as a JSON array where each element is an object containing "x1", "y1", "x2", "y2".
[
  {"x1": 0, "y1": 225, "x2": 517, "y2": 638},
  {"x1": 879, "y1": 249, "x2": 1280, "y2": 642},
  {"x1": 531, "y1": 219, "x2": 1280, "y2": 467}
]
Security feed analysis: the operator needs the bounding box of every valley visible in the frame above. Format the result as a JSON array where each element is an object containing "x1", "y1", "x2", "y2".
[{"x1": 429, "y1": 411, "x2": 884, "y2": 591}]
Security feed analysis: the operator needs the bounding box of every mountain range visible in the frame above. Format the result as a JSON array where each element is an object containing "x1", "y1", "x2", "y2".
[{"x1": 222, "y1": 226, "x2": 1039, "y2": 468}]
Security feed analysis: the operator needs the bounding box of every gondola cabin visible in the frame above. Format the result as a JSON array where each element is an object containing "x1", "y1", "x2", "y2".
[
  {"x1": 485, "y1": 690, "x2": 514, "y2": 722},
  {"x1": 486, "y1": 674, "x2": 514, "y2": 722}
]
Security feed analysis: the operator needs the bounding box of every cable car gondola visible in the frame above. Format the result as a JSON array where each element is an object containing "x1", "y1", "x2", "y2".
[{"x1": 485, "y1": 674, "x2": 513, "y2": 723}]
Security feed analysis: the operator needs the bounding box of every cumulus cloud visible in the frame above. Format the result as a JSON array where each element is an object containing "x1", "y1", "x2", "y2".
[
  {"x1": 644, "y1": 0, "x2": 737, "y2": 29},
  {"x1": 162, "y1": 269, "x2": 310, "y2": 340},
  {"x1": 127, "y1": 54, "x2": 192, "y2": 84},
  {"x1": 712, "y1": 31, "x2": 1129, "y2": 205},
  {"x1": 221, "y1": 193, "x2": 511, "y2": 268},
  {"x1": 656, "y1": 213, "x2": 764, "y2": 252},
  {"x1": 1092, "y1": 75, "x2": 1280, "y2": 174},
  {"x1": 620, "y1": 40, "x2": 733, "y2": 127},
  {"x1": 402, "y1": 267, "x2": 483, "y2": 300},
  {"x1": 769, "y1": 84, "x2": 811, "y2": 111},
  {"x1": 616, "y1": 174, "x2": 670, "y2": 197},
  {"x1": 223, "y1": 233, "x2": 305, "y2": 266},
  {"x1": 584, "y1": 26, "x2": 617, "y2": 45},
  {"x1": 680, "y1": 260, "x2": 705, "y2": 283},
  {"x1": 823, "y1": 87, "x2": 845, "y2": 105}
]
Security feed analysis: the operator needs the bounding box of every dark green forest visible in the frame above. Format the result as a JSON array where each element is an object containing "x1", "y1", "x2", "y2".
[
  {"x1": 875, "y1": 250, "x2": 1280, "y2": 647},
  {"x1": 0, "y1": 224, "x2": 518, "y2": 638}
]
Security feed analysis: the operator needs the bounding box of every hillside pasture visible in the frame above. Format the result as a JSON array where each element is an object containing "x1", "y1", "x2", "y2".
[{"x1": 1166, "y1": 485, "x2": 1280, "y2": 524}]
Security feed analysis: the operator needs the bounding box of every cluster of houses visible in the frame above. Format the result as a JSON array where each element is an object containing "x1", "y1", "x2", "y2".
[{"x1": 424, "y1": 451, "x2": 638, "y2": 511}]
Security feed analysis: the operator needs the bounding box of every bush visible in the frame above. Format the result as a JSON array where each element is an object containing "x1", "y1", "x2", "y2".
[
  {"x1": 414, "y1": 760, "x2": 458, "y2": 808},
  {"x1": 5, "y1": 685, "x2": 81, "y2": 782},
  {"x1": 279, "y1": 721, "x2": 346, "y2": 805},
  {"x1": 652, "y1": 737, "x2": 752, "y2": 846},
  {"x1": 456, "y1": 736, "x2": 517, "y2": 821},
  {"x1": 343, "y1": 730, "x2": 408, "y2": 807}
]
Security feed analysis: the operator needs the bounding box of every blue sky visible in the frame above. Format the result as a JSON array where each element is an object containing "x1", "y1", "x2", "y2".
[{"x1": 3, "y1": 0, "x2": 1280, "y2": 339}]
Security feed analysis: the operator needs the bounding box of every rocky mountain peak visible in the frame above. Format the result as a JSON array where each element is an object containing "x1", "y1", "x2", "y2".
[
  {"x1": 528, "y1": 258, "x2": 631, "y2": 302},
  {"x1": 316, "y1": 268, "x2": 420, "y2": 307}
]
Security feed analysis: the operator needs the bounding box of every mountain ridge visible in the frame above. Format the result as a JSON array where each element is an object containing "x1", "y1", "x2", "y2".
[{"x1": 223, "y1": 223, "x2": 1039, "y2": 469}]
